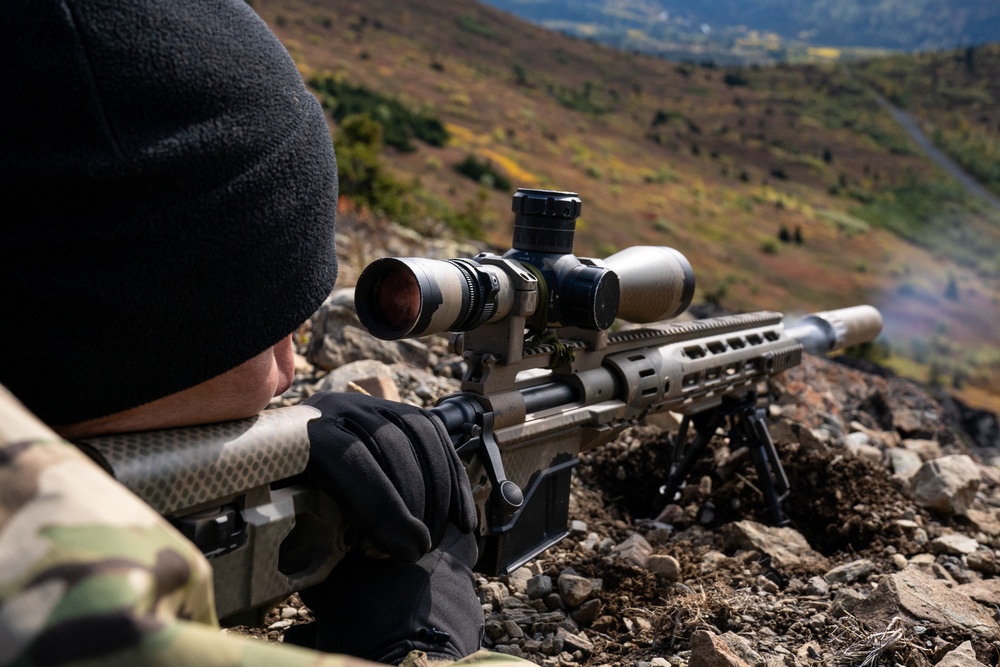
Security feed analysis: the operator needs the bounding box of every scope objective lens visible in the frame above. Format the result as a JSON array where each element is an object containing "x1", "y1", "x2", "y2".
[{"x1": 373, "y1": 265, "x2": 422, "y2": 333}]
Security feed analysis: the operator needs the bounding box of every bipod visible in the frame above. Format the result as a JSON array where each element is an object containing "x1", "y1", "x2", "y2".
[{"x1": 653, "y1": 392, "x2": 791, "y2": 526}]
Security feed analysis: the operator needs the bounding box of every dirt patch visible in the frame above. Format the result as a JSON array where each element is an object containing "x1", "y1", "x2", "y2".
[{"x1": 580, "y1": 423, "x2": 937, "y2": 566}]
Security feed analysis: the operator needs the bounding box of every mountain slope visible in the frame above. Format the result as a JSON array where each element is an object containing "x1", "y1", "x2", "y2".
[
  {"x1": 250, "y1": 0, "x2": 1000, "y2": 409},
  {"x1": 853, "y1": 44, "x2": 1000, "y2": 201}
]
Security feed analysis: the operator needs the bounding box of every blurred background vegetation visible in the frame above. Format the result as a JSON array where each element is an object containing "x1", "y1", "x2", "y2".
[{"x1": 250, "y1": 0, "x2": 1000, "y2": 413}]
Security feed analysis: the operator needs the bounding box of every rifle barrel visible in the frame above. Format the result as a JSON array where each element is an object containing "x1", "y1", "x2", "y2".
[{"x1": 784, "y1": 305, "x2": 883, "y2": 354}]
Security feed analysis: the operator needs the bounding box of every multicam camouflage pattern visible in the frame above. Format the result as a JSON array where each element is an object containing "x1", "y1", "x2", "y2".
[
  {"x1": 0, "y1": 386, "x2": 532, "y2": 667},
  {"x1": 0, "y1": 385, "x2": 351, "y2": 666}
]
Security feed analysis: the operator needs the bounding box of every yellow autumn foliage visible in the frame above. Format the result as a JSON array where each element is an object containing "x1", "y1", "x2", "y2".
[{"x1": 445, "y1": 123, "x2": 540, "y2": 187}]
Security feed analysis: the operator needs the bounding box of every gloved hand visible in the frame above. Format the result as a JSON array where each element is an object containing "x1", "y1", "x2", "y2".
[
  {"x1": 301, "y1": 391, "x2": 477, "y2": 562},
  {"x1": 285, "y1": 524, "x2": 485, "y2": 664}
]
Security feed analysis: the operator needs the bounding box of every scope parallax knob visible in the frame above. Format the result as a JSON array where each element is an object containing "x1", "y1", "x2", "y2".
[
  {"x1": 511, "y1": 189, "x2": 582, "y2": 254},
  {"x1": 560, "y1": 263, "x2": 620, "y2": 331}
]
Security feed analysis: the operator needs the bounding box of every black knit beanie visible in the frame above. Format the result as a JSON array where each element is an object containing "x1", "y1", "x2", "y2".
[{"x1": 0, "y1": 0, "x2": 339, "y2": 425}]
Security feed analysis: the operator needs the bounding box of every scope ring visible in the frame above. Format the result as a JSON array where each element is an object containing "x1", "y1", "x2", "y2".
[
  {"x1": 519, "y1": 262, "x2": 550, "y2": 332},
  {"x1": 451, "y1": 259, "x2": 501, "y2": 332},
  {"x1": 516, "y1": 262, "x2": 577, "y2": 368},
  {"x1": 472, "y1": 269, "x2": 500, "y2": 327}
]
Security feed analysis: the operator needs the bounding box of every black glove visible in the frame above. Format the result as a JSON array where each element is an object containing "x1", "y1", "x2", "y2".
[
  {"x1": 285, "y1": 524, "x2": 485, "y2": 664},
  {"x1": 302, "y1": 391, "x2": 477, "y2": 562}
]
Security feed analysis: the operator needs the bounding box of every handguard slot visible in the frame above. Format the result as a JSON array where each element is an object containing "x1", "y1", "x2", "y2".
[
  {"x1": 707, "y1": 341, "x2": 727, "y2": 354},
  {"x1": 683, "y1": 345, "x2": 706, "y2": 359},
  {"x1": 683, "y1": 371, "x2": 703, "y2": 388}
]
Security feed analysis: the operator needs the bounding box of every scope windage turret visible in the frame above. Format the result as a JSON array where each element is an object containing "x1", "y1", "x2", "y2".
[{"x1": 354, "y1": 189, "x2": 697, "y2": 340}]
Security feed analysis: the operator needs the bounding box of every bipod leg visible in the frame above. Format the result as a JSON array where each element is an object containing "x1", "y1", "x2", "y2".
[
  {"x1": 668, "y1": 415, "x2": 691, "y2": 474},
  {"x1": 731, "y1": 404, "x2": 790, "y2": 527},
  {"x1": 653, "y1": 411, "x2": 723, "y2": 517}
]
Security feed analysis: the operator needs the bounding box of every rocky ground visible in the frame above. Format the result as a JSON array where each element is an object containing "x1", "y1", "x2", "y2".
[{"x1": 236, "y1": 215, "x2": 1000, "y2": 666}]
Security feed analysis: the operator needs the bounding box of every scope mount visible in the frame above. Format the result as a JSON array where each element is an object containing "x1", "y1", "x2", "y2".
[{"x1": 456, "y1": 190, "x2": 618, "y2": 395}]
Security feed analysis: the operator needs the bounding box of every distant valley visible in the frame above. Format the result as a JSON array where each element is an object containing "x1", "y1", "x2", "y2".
[{"x1": 479, "y1": 0, "x2": 1000, "y2": 63}]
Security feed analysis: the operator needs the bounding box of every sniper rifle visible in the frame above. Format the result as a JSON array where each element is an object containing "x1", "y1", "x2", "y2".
[{"x1": 78, "y1": 188, "x2": 883, "y2": 626}]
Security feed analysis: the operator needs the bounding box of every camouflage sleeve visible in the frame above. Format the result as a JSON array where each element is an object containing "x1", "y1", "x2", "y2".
[
  {"x1": 448, "y1": 650, "x2": 541, "y2": 667},
  {"x1": 0, "y1": 386, "x2": 537, "y2": 667},
  {"x1": 392, "y1": 649, "x2": 537, "y2": 667},
  {"x1": 0, "y1": 385, "x2": 376, "y2": 667}
]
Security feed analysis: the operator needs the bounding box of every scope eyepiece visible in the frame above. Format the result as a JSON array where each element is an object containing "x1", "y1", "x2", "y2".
[{"x1": 602, "y1": 246, "x2": 695, "y2": 323}]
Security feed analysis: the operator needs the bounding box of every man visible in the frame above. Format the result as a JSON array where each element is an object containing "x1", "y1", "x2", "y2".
[{"x1": 0, "y1": 1, "x2": 514, "y2": 665}]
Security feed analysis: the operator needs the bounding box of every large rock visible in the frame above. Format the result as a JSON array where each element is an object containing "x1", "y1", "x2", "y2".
[
  {"x1": 315, "y1": 359, "x2": 396, "y2": 393},
  {"x1": 902, "y1": 438, "x2": 943, "y2": 461},
  {"x1": 893, "y1": 409, "x2": 938, "y2": 439},
  {"x1": 824, "y1": 558, "x2": 876, "y2": 584},
  {"x1": 688, "y1": 630, "x2": 753, "y2": 667},
  {"x1": 611, "y1": 534, "x2": 653, "y2": 568},
  {"x1": 306, "y1": 296, "x2": 402, "y2": 370},
  {"x1": 956, "y1": 578, "x2": 1000, "y2": 607},
  {"x1": 723, "y1": 520, "x2": 829, "y2": 572},
  {"x1": 909, "y1": 455, "x2": 981, "y2": 516},
  {"x1": 966, "y1": 507, "x2": 1000, "y2": 536},
  {"x1": 852, "y1": 568, "x2": 1000, "y2": 641},
  {"x1": 557, "y1": 572, "x2": 593, "y2": 607},
  {"x1": 717, "y1": 632, "x2": 764, "y2": 667},
  {"x1": 886, "y1": 447, "x2": 924, "y2": 479},
  {"x1": 937, "y1": 641, "x2": 988, "y2": 667},
  {"x1": 930, "y1": 533, "x2": 980, "y2": 557}
]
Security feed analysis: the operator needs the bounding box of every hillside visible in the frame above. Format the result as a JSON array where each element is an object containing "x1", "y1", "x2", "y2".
[
  {"x1": 243, "y1": 259, "x2": 1000, "y2": 666},
  {"x1": 480, "y1": 0, "x2": 1000, "y2": 60},
  {"x1": 853, "y1": 44, "x2": 1000, "y2": 201},
  {"x1": 250, "y1": 0, "x2": 1000, "y2": 411}
]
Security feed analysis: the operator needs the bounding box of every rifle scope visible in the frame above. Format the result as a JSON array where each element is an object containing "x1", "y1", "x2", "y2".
[{"x1": 356, "y1": 189, "x2": 695, "y2": 340}]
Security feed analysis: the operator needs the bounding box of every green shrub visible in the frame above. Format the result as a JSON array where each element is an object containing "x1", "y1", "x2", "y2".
[
  {"x1": 841, "y1": 339, "x2": 891, "y2": 365},
  {"x1": 849, "y1": 177, "x2": 968, "y2": 244},
  {"x1": 551, "y1": 81, "x2": 609, "y2": 115},
  {"x1": 723, "y1": 70, "x2": 750, "y2": 87},
  {"x1": 760, "y1": 238, "x2": 780, "y2": 254},
  {"x1": 456, "y1": 14, "x2": 495, "y2": 38},
  {"x1": 334, "y1": 114, "x2": 411, "y2": 219},
  {"x1": 453, "y1": 155, "x2": 512, "y2": 191},
  {"x1": 642, "y1": 167, "x2": 680, "y2": 184},
  {"x1": 309, "y1": 73, "x2": 449, "y2": 152}
]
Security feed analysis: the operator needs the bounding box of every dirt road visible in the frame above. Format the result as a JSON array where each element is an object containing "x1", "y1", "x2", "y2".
[{"x1": 872, "y1": 89, "x2": 1000, "y2": 212}]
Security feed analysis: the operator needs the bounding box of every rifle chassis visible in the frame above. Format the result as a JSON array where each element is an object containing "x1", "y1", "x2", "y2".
[{"x1": 79, "y1": 189, "x2": 883, "y2": 625}]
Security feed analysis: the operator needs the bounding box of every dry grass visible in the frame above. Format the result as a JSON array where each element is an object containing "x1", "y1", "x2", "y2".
[
  {"x1": 831, "y1": 616, "x2": 920, "y2": 667},
  {"x1": 651, "y1": 584, "x2": 755, "y2": 652}
]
